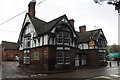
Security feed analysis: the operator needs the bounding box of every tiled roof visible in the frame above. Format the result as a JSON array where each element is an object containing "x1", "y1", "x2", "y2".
[
  {"x1": 1, "y1": 41, "x2": 18, "y2": 50},
  {"x1": 30, "y1": 14, "x2": 65, "y2": 35},
  {"x1": 77, "y1": 29, "x2": 102, "y2": 43}
]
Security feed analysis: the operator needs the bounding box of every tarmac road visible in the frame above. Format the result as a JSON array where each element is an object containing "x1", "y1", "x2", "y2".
[{"x1": 1, "y1": 61, "x2": 120, "y2": 80}]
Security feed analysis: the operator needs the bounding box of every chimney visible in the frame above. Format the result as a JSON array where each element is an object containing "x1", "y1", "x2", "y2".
[
  {"x1": 28, "y1": 0, "x2": 36, "y2": 17},
  {"x1": 79, "y1": 25, "x2": 86, "y2": 32},
  {"x1": 69, "y1": 19, "x2": 74, "y2": 28}
]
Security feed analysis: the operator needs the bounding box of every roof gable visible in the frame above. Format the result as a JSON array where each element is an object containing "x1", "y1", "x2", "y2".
[
  {"x1": 1, "y1": 41, "x2": 18, "y2": 50},
  {"x1": 37, "y1": 14, "x2": 65, "y2": 35},
  {"x1": 49, "y1": 15, "x2": 78, "y2": 37},
  {"x1": 77, "y1": 29, "x2": 107, "y2": 43},
  {"x1": 18, "y1": 14, "x2": 78, "y2": 44}
]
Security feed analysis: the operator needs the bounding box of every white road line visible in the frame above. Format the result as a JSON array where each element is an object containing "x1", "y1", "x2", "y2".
[
  {"x1": 110, "y1": 74, "x2": 120, "y2": 77},
  {"x1": 94, "y1": 76, "x2": 111, "y2": 79}
]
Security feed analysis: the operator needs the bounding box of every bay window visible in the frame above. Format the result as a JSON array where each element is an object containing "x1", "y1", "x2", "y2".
[
  {"x1": 56, "y1": 32, "x2": 71, "y2": 45},
  {"x1": 56, "y1": 51, "x2": 70, "y2": 64}
]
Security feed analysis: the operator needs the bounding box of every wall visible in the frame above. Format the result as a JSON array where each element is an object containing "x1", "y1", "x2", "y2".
[
  {"x1": 19, "y1": 46, "x2": 76, "y2": 71},
  {"x1": 85, "y1": 50, "x2": 99, "y2": 66},
  {"x1": 2, "y1": 50, "x2": 21, "y2": 61}
]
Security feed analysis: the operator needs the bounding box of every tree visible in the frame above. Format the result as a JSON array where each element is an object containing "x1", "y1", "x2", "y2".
[{"x1": 108, "y1": 44, "x2": 120, "y2": 53}]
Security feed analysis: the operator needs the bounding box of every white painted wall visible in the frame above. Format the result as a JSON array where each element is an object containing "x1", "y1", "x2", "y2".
[
  {"x1": 78, "y1": 43, "x2": 89, "y2": 50},
  {"x1": 44, "y1": 34, "x2": 48, "y2": 45}
]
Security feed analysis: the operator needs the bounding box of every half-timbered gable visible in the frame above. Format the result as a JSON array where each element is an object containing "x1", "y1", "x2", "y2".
[
  {"x1": 77, "y1": 27, "x2": 108, "y2": 66},
  {"x1": 77, "y1": 29, "x2": 107, "y2": 50},
  {"x1": 18, "y1": 0, "x2": 78, "y2": 70}
]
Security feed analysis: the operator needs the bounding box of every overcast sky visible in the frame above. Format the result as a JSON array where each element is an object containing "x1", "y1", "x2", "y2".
[{"x1": 0, "y1": 0, "x2": 118, "y2": 45}]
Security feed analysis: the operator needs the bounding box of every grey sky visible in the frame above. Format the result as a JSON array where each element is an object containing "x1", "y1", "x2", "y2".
[{"x1": 0, "y1": 0, "x2": 118, "y2": 45}]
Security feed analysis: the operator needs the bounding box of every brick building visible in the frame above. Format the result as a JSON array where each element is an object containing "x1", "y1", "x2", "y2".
[
  {"x1": 76, "y1": 26, "x2": 107, "y2": 66},
  {"x1": 1, "y1": 41, "x2": 20, "y2": 61},
  {"x1": 18, "y1": 0, "x2": 108, "y2": 71}
]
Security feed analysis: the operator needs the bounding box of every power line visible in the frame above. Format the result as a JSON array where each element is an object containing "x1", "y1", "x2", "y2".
[
  {"x1": 0, "y1": 0, "x2": 45, "y2": 26},
  {"x1": 0, "y1": 10, "x2": 27, "y2": 26},
  {"x1": 0, "y1": 29, "x2": 20, "y2": 33}
]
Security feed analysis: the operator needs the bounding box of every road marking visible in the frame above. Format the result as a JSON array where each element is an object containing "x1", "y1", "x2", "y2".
[
  {"x1": 94, "y1": 76, "x2": 111, "y2": 79},
  {"x1": 110, "y1": 74, "x2": 120, "y2": 77}
]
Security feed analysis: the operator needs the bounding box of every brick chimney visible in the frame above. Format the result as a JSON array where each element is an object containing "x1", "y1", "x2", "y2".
[
  {"x1": 79, "y1": 25, "x2": 86, "y2": 32},
  {"x1": 69, "y1": 19, "x2": 74, "y2": 28},
  {"x1": 28, "y1": 0, "x2": 36, "y2": 17}
]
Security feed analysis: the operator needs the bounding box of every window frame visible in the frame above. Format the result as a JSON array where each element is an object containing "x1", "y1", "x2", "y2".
[
  {"x1": 56, "y1": 32, "x2": 71, "y2": 45},
  {"x1": 56, "y1": 50, "x2": 70, "y2": 65}
]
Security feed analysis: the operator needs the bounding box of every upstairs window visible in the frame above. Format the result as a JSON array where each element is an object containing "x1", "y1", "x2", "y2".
[
  {"x1": 24, "y1": 37, "x2": 31, "y2": 48},
  {"x1": 64, "y1": 33, "x2": 70, "y2": 45},
  {"x1": 56, "y1": 32, "x2": 63, "y2": 44},
  {"x1": 56, "y1": 32, "x2": 70, "y2": 45}
]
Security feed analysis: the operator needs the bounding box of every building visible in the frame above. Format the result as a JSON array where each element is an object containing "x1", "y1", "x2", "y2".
[
  {"x1": 76, "y1": 26, "x2": 108, "y2": 66},
  {"x1": 1, "y1": 41, "x2": 20, "y2": 61},
  {"x1": 18, "y1": 0, "x2": 108, "y2": 71},
  {"x1": 18, "y1": 0, "x2": 78, "y2": 70}
]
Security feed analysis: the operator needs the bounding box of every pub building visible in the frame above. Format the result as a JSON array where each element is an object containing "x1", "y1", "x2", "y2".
[{"x1": 18, "y1": 0, "x2": 108, "y2": 71}]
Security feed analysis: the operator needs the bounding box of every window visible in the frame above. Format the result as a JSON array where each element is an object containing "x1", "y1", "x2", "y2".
[
  {"x1": 64, "y1": 52, "x2": 70, "y2": 64},
  {"x1": 57, "y1": 51, "x2": 64, "y2": 64},
  {"x1": 56, "y1": 51, "x2": 70, "y2": 64},
  {"x1": 24, "y1": 50, "x2": 30, "y2": 64},
  {"x1": 34, "y1": 51, "x2": 39, "y2": 60},
  {"x1": 98, "y1": 54, "x2": 103, "y2": 60},
  {"x1": 24, "y1": 37, "x2": 30, "y2": 48},
  {"x1": 56, "y1": 32, "x2": 70, "y2": 45},
  {"x1": 64, "y1": 33, "x2": 70, "y2": 45},
  {"x1": 56, "y1": 32, "x2": 63, "y2": 44}
]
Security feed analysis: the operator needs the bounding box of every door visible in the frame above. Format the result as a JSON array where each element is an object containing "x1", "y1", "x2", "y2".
[
  {"x1": 75, "y1": 55, "x2": 79, "y2": 66},
  {"x1": 81, "y1": 54, "x2": 86, "y2": 65}
]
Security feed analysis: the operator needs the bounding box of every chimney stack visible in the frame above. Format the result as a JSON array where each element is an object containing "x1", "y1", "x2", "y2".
[
  {"x1": 28, "y1": 0, "x2": 36, "y2": 17},
  {"x1": 69, "y1": 19, "x2": 74, "y2": 28},
  {"x1": 79, "y1": 25, "x2": 86, "y2": 32}
]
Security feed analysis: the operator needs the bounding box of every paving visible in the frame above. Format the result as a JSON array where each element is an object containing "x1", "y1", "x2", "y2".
[{"x1": 1, "y1": 61, "x2": 120, "y2": 80}]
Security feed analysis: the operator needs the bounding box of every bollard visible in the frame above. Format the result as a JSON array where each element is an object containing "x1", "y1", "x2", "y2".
[
  {"x1": 109, "y1": 61, "x2": 112, "y2": 67},
  {"x1": 117, "y1": 61, "x2": 119, "y2": 66}
]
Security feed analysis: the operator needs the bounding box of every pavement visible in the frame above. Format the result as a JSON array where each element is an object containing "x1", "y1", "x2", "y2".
[{"x1": 1, "y1": 61, "x2": 120, "y2": 80}]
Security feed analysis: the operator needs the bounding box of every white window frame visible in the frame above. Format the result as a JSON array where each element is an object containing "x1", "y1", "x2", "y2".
[
  {"x1": 24, "y1": 50, "x2": 30, "y2": 64},
  {"x1": 56, "y1": 51, "x2": 70, "y2": 64},
  {"x1": 56, "y1": 32, "x2": 63, "y2": 44},
  {"x1": 64, "y1": 33, "x2": 70, "y2": 45}
]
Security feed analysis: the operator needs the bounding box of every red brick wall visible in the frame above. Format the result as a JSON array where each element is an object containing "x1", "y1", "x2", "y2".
[
  {"x1": 85, "y1": 50, "x2": 99, "y2": 66},
  {"x1": 2, "y1": 50, "x2": 21, "y2": 61},
  {"x1": 19, "y1": 46, "x2": 76, "y2": 70}
]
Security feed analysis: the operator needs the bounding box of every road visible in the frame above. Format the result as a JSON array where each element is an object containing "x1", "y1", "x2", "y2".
[{"x1": 1, "y1": 61, "x2": 120, "y2": 80}]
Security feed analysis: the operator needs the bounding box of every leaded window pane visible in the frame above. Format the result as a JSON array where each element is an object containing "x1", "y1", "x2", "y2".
[{"x1": 56, "y1": 51, "x2": 70, "y2": 64}]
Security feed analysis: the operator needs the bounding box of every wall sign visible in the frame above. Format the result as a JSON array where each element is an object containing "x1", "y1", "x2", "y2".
[{"x1": 89, "y1": 41, "x2": 95, "y2": 46}]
